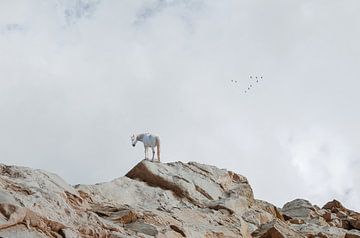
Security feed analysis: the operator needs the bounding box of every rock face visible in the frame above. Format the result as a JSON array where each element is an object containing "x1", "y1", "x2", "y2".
[{"x1": 0, "y1": 161, "x2": 359, "y2": 238}]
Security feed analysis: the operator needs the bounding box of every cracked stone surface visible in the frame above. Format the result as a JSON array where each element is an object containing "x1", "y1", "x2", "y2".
[{"x1": 0, "y1": 161, "x2": 359, "y2": 238}]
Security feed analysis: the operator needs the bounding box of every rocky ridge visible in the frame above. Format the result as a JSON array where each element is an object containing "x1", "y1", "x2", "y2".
[{"x1": 0, "y1": 160, "x2": 359, "y2": 238}]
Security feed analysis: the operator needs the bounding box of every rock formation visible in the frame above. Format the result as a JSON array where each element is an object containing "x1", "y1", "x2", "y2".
[{"x1": 0, "y1": 161, "x2": 359, "y2": 237}]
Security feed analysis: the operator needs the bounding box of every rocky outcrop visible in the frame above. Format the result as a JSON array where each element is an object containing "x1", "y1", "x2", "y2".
[
  {"x1": 279, "y1": 198, "x2": 360, "y2": 238},
  {"x1": 0, "y1": 160, "x2": 360, "y2": 237},
  {"x1": 252, "y1": 220, "x2": 306, "y2": 238},
  {"x1": 125, "y1": 160, "x2": 254, "y2": 211}
]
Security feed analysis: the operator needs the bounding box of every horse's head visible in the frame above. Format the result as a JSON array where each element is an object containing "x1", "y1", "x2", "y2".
[{"x1": 131, "y1": 134, "x2": 137, "y2": 147}]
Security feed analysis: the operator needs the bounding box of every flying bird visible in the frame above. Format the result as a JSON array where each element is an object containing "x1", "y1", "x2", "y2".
[{"x1": 229, "y1": 74, "x2": 264, "y2": 95}]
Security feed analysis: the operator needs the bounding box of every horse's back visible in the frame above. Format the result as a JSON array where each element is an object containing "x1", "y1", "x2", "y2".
[{"x1": 143, "y1": 133, "x2": 158, "y2": 146}]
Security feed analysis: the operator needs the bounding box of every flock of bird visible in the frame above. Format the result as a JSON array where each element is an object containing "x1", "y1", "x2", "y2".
[{"x1": 231, "y1": 75, "x2": 263, "y2": 94}]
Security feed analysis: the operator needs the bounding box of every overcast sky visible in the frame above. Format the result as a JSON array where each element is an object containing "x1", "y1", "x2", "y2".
[{"x1": 1, "y1": 0, "x2": 360, "y2": 210}]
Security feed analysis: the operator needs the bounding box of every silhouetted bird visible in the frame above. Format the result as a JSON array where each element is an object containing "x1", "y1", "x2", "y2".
[
  {"x1": 250, "y1": 85, "x2": 252, "y2": 87},
  {"x1": 261, "y1": 76, "x2": 263, "y2": 79},
  {"x1": 256, "y1": 80, "x2": 259, "y2": 83},
  {"x1": 248, "y1": 87, "x2": 250, "y2": 90},
  {"x1": 250, "y1": 76, "x2": 252, "y2": 79}
]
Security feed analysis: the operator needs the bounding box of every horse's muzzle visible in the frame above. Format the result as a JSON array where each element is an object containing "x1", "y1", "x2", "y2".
[{"x1": 132, "y1": 144, "x2": 135, "y2": 147}]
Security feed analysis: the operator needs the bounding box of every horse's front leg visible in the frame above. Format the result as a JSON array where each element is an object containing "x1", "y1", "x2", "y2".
[
  {"x1": 151, "y1": 147, "x2": 155, "y2": 161},
  {"x1": 144, "y1": 146, "x2": 148, "y2": 160}
]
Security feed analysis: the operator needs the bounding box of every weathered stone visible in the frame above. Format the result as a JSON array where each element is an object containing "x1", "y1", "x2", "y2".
[
  {"x1": 126, "y1": 160, "x2": 254, "y2": 207},
  {"x1": 323, "y1": 200, "x2": 347, "y2": 213},
  {"x1": 0, "y1": 225, "x2": 48, "y2": 238},
  {"x1": 1, "y1": 161, "x2": 360, "y2": 238},
  {"x1": 346, "y1": 229, "x2": 360, "y2": 238},
  {"x1": 242, "y1": 208, "x2": 274, "y2": 232},
  {"x1": 322, "y1": 210, "x2": 335, "y2": 222},
  {"x1": 282, "y1": 199, "x2": 315, "y2": 220},
  {"x1": 349, "y1": 219, "x2": 360, "y2": 230},
  {"x1": 291, "y1": 223, "x2": 346, "y2": 238},
  {"x1": 255, "y1": 200, "x2": 285, "y2": 221},
  {"x1": 125, "y1": 221, "x2": 158, "y2": 236},
  {"x1": 289, "y1": 218, "x2": 305, "y2": 224},
  {"x1": 252, "y1": 220, "x2": 305, "y2": 238},
  {"x1": 341, "y1": 219, "x2": 352, "y2": 230}
]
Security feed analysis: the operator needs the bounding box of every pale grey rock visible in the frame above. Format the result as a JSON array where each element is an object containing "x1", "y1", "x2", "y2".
[
  {"x1": 125, "y1": 221, "x2": 158, "y2": 236},
  {"x1": 255, "y1": 199, "x2": 285, "y2": 221},
  {"x1": 61, "y1": 228, "x2": 82, "y2": 238},
  {"x1": 282, "y1": 199, "x2": 315, "y2": 220},
  {"x1": 1, "y1": 161, "x2": 360, "y2": 238},
  {"x1": 0, "y1": 188, "x2": 19, "y2": 205},
  {"x1": 346, "y1": 229, "x2": 360, "y2": 238},
  {"x1": 242, "y1": 208, "x2": 274, "y2": 232},
  {"x1": 252, "y1": 219, "x2": 306, "y2": 238},
  {"x1": 291, "y1": 223, "x2": 347, "y2": 238},
  {"x1": 76, "y1": 160, "x2": 253, "y2": 237},
  {"x1": 0, "y1": 225, "x2": 48, "y2": 238},
  {"x1": 125, "y1": 160, "x2": 254, "y2": 207}
]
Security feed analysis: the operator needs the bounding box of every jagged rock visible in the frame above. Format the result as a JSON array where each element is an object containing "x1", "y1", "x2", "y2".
[
  {"x1": 252, "y1": 220, "x2": 305, "y2": 238},
  {"x1": 320, "y1": 200, "x2": 360, "y2": 231},
  {"x1": 289, "y1": 218, "x2": 305, "y2": 224},
  {"x1": 319, "y1": 209, "x2": 335, "y2": 222},
  {"x1": 291, "y1": 223, "x2": 346, "y2": 238},
  {"x1": 323, "y1": 200, "x2": 347, "y2": 213},
  {"x1": 255, "y1": 199, "x2": 285, "y2": 221},
  {"x1": 157, "y1": 229, "x2": 186, "y2": 238},
  {"x1": 61, "y1": 228, "x2": 82, "y2": 238},
  {"x1": 75, "y1": 161, "x2": 253, "y2": 236},
  {"x1": 0, "y1": 203, "x2": 66, "y2": 237},
  {"x1": 1, "y1": 161, "x2": 360, "y2": 238},
  {"x1": 346, "y1": 229, "x2": 360, "y2": 238},
  {"x1": 0, "y1": 225, "x2": 49, "y2": 238},
  {"x1": 349, "y1": 219, "x2": 360, "y2": 230},
  {"x1": 282, "y1": 199, "x2": 316, "y2": 220},
  {"x1": 242, "y1": 208, "x2": 274, "y2": 233},
  {"x1": 338, "y1": 211, "x2": 348, "y2": 219},
  {"x1": 125, "y1": 221, "x2": 158, "y2": 236},
  {"x1": 125, "y1": 160, "x2": 254, "y2": 208}
]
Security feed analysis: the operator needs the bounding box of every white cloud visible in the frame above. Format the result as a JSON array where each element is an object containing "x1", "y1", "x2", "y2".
[
  {"x1": 281, "y1": 127, "x2": 360, "y2": 210},
  {"x1": 0, "y1": 0, "x2": 359, "y2": 210}
]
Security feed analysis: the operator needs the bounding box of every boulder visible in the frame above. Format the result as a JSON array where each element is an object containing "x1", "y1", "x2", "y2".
[
  {"x1": 323, "y1": 200, "x2": 347, "y2": 213},
  {"x1": 282, "y1": 199, "x2": 316, "y2": 220},
  {"x1": 255, "y1": 200, "x2": 285, "y2": 221},
  {"x1": 125, "y1": 160, "x2": 254, "y2": 208},
  {"x1": 346, "y1": 230, "x2": 360, "y2": 238},
  {"x1": 252, "y1": 220, "x2": 305, "y2": 238}
]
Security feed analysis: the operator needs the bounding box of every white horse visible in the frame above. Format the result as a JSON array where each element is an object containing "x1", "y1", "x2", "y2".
[{"x1": 131, "y1": 133, "x2": 161, "y2": 162}]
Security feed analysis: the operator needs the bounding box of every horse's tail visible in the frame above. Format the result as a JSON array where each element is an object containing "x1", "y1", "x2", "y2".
[{"x1": 156, "y1": 137, "x2": 161, "y2": 162}]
